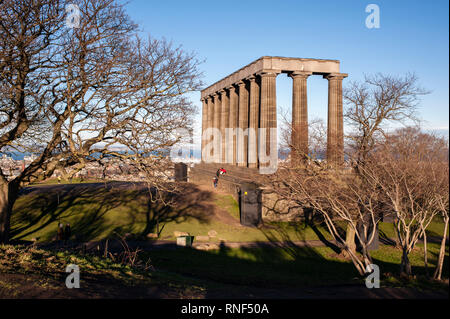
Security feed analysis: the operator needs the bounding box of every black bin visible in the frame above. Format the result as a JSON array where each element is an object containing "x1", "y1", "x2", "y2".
[{"x1": 239, "y1": 182, "x2": 262, "y2": 227}]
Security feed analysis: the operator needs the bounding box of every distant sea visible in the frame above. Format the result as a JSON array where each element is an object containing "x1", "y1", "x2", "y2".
[
  {"x1": 3, "y1": 129, "x2": 448, "y2": 162},
  {"x1": 0, "y1": 152, "x2": 34, "y2": 161}
]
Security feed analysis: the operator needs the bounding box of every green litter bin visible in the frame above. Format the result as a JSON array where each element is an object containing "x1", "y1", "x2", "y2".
[{"x1": 176, "y1": 236, "x2": 194, "y2": 247}]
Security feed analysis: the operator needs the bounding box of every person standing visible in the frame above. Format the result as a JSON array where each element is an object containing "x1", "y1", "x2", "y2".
[
  {"x1": 64, "y1": 223, "x2": 71, "y2": 244},
  {"x1": 57, "y1": 223, "x2": 64, "y2": 243}
]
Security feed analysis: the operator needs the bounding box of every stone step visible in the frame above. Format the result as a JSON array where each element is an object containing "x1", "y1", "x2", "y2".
[
  {"x1": 192, "y1": 163, "x2": 260, "y2": 181},
  {"x1": 190, "y1": 166, "x2": 254, "y2": 185}
]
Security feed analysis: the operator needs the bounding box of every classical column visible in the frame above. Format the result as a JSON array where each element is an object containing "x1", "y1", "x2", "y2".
[
  {"x1": 258, "y1": 71, "x2": 278, "y2": 169},
  {"x1": 247, "y1": 75, "x2": 260, "y2": 168},
  {"x1": 325, "y1": 73, "x2": 348, "y2": 166},
  {"x1": 201, "y1": 97, "x2": 207, "y2": 162},
  {"x1": 206, "y1": 96, "x2": 214, "y2": 161},
  {"x1": 290, "y1": 71, "x2": 311, "y2": 164},
  {"x1": 227, "y1": 85, "x2": 238, "y2": 165},
  {"x1": 237, "y1": 80, "x2": 249, "y2": 167},
  {"x1": 212, "y1": 93, "x2": 221, "y2": 163},
  {"x1": 219, "y1": 89, "x2": 229, "y2": 164}
]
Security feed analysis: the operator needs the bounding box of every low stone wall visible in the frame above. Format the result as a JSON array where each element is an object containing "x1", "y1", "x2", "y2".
[
  {"x1": 260, "y1": 189, "x2": 303, "y2": 222},
  {"x1": 188, "y1": 164, "x2": 242, "y2": 202},
  {"x1": 189, "y1": 163, "x2": 304, "y2": 222}
]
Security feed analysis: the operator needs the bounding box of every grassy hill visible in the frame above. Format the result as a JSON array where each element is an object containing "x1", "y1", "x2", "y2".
[
  {"x1": 1, "y1": 181, "x2": 448, "y2": 298},
  {"x1": 11, "y1": 182, "x2": 332, "y2": 243}
]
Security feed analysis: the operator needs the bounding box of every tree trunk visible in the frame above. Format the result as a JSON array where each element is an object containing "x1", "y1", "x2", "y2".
[
  {"x1": 345, "y1": 223, "x2": 356, "y2": 254},
  {"x1": 433, "y1": 216, "x2": 448, "y2": 281},
  {"x1": 422, "y1": 227, "x2": 428, "y2": 277},
  {"x1": 345, "y1": 249, "x2": 366, "y2": 276},
  {"x1": 400, "y1": 249, "x2": 412, "y2": 276},
  {"x1": 0, "y1": 182, "x2": 19, "y2": 244}
]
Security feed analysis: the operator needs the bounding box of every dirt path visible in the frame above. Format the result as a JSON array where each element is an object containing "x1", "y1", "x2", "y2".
[
  {"x1": 0, "y1": 272, "x2": 198, "y2": 299},
  {"x1": 1, "y1": 271, "x2": 447, "y2": 299}
]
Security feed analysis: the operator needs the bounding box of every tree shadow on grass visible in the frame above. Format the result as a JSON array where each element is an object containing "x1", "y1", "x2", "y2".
[
  {"x1": 141, "y1": 241, "x2": 449, "y2": 298},
  {"x1": 11, "y1": 183, "x2": 126, "y2": 242},
  {"x1": 379, "y1": 229, "x2": 397, "y2": 246},
  {"x1": 11, "y1": 182, "x2": 215, "y2": 243},
  {"x1": 258, "y1": 209, "x2": 342, "y2": 259},
  {"x1": 138, "y1": 182, "x2": 215, "y2": 239}
]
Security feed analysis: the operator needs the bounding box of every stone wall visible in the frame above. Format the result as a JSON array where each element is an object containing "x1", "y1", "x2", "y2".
[{"x1": 189, "y1": 163, "x2": 304, "y2": 223}]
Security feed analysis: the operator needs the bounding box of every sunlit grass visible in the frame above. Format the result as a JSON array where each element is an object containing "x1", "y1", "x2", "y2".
[{"x1": 11, "y1": 183, "x2": 331, "y2": 243}]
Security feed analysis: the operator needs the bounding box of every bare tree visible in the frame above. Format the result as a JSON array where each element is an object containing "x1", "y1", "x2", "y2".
[
  {"x1": 0, "y1": 0, "x2": 202, "y2": 243},
  {"x1": 433, "y1": 170, "x2": 449, "y2": 280},
  {"x1": 341, "y1": 73, "x2": 430, "y2": 252},
  {"x1": 361, "y1": 127, "x2": 448, "y2": 276},
  {"x1": 344, "y1": 73, "x2": 429, "y2": 170},
  {"x1": 267, "y1": 163, "x2": 382, "y2": 276},
  {"x1": 268, "y1": 73, "x2": 441, "y2": 277}
]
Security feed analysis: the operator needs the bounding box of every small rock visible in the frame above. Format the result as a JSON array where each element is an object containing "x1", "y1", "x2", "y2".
[
  {"x1": 195, "y1": 235, "x2": 210, "y2": 241},
  {"x1": 195, "y1": 243, "x2": 219, "y2": 251},
  {"x1": 206, "y1": 243, "x2": 219, "y2": 250},
  {"x1": 147, "y1": 233, "x2": 158, "y2": 239},
  {"x1": 174, "y1": 231, "x2": 190, "y2": 237},
  {"x1": 208, "y1": 230, "x2": 218, "y2": 237}
]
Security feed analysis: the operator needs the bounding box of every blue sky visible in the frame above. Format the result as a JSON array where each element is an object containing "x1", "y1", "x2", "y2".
[{"x1": 123, "y1": 0, "x2": 449, "y2": 146}]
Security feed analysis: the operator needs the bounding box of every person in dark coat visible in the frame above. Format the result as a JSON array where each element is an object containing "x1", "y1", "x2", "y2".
[
  {"x1": 57, "y1": 223, "x2": 64, "y2": 242},
  {"x1": 64, "y1": 223, "x2": 71, "y2": 243}
]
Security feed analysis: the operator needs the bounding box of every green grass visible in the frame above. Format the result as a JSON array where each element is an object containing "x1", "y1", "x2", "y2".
[
  {"x1": 0, "y1": 244, "x2": 209, "y2": 298},
  {"x1": 1, "y1": 242, "x2": 446, "y2": 297},
  {"x1": 145, "y1": 246, "x2": 356, "y2": 287},
  {"x1": 8, "y1": 182, "x2": 449, "y2": 295},
  {"x1": 11, "y1": 181, "x2": 448, "y2": 243},
  {"x1": 378, "y1": 220, "x2": 449, "y2": 241},
  {"x1": 0, "y1": 244, "x2": 150, "y2": 284},
  {"x1": 11, "y1": 182, "x2": 331, "y2": 243},
  {"x1": 12, "y1": 185, "x2": 150, "y2": 242},
  {"x1": 144, "y1": 242, "x2": 448, "y2": 289},
  {"x1": 214, "y1": 194, "x2": 240, "y2": 221}
]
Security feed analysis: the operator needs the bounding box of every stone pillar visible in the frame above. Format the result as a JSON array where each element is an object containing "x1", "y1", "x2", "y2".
[
  {"x1": 258, "y1": 71, "x2": 278, "y2": 169},
  {"x1": 237, "y1": 80, "x2": 249, "y2": 167},
  {"x1": 247, "y1": 75, "x2": 259, "y2": 168},
  {"x1": 290, "y1": 71, "x2": 311, "y2": 164},
  {"x1": 228, "y1": 85, "x2": 238, "y2": 165},
  {"x1": 219, "y1": 89, "x2": 229, "y2": 164},
  {"x1": 212, "y1": 93, "x2": 221, "y2": 163},
  {"x1": 325, "y1": 73, "x2": 347, "y2": 166},
  {"x1": 206, "y1": 96, "x2": 214, "y2": 161},
  {"x1": 201, "y1": 97, "x2": 207, "y2": 162}
]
